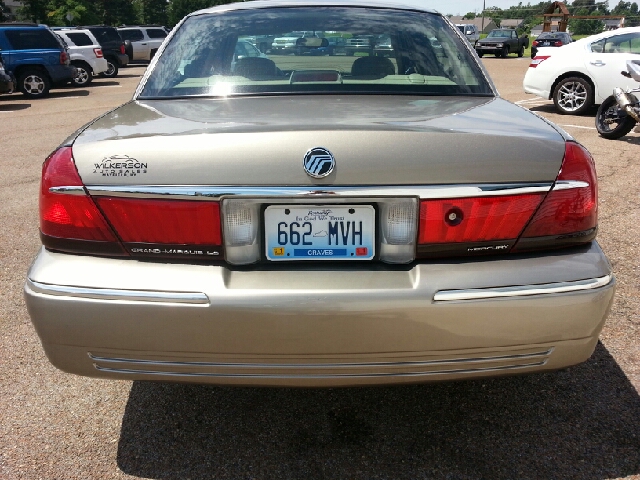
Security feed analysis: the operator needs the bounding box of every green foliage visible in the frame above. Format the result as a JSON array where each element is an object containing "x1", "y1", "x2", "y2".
[
  {"x1": 0, "y1": 1, "x2": 6, "y2": 22},
  {"x1": 46, "y1": 0, "x2": 98, "y2": 26},
  {"x1": 135, "y1": 0, "x2": 168, "y2": 26},
  {"x1": 568, "y1": 6, "x2": 604, "y2": 34},
  {"x1": 463, "y1": 12, "x2": 476, "y2": 19}
]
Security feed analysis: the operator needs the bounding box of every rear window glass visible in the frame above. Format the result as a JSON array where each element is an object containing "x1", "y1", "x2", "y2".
[
  {"x1": 5, "y1": 29, "x2": 61, "y2": 50},
  {"x1": 88, "y1": 27, "x2": 121, "y2": 44},
  {"x1": 146, "y1": 29, "x2": 167, "y2": 39},
  {"x1": 65, "y1": 32, "x2": 93, "y2": 46},
  {"x1": 141, "y1": 7, "x2": 491, "y2": 99},
  {"x1": 120, "y1": 29, "x2": 144, "y2": 42}
]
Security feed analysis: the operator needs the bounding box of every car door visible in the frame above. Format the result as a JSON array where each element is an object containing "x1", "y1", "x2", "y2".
[{"x1": 585, "y1": 31, "x2": 640, "y2": 102}]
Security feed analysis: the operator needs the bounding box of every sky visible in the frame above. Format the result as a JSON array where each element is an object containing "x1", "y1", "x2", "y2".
[{"x1": 382, "y1": 0, "x2": 615, "y2": 17}]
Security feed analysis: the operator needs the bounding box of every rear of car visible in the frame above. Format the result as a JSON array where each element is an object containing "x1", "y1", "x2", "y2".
[
  {"x1": 531, "y1": 31, "x2": 572, "y2": 58},
  {"x1": 25, "y1": 2, "x2": 614, "y2": 387},
  {"x1": 80, "y1": 25, "x2": 128, "y2": 77},
  {"x1": 0, "y1": 23, "x2": 75, "y2": 98},
  {"x1": 55, "y1": 29, "x2": 108, "y2": 86},
  {"x1": 0, "y1": 53, "x2": 15, "y2": 94},
  {"x1": 117, "y1": 26, "x2": 167, "y2": 62}
]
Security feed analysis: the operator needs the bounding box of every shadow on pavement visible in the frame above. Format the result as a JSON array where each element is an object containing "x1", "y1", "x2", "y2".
[
  {"x1": 114, "y1": 74, "x2": 144, "y2": 79},
  {"x1": 0, "y1": 102, "x2": 30, "y2": 111},
  {"x1": 88, "y1": 80, "x2": 121, "y2": 87},
  {"x1": 117, "y1": 342, "x2": 640, "y2": 479},
  {"x1": 49, "y1": 89, "x2": 90, "y2": 98}
]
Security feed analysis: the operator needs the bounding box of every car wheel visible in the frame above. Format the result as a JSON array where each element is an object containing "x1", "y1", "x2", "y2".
[
  {"x1": 518, "y1": 45, "x2": 524, "y2": 57},
  {"x1": 595, "y1": 94, "x2": 637, "y2": 139},
  {"x1": 71, "y1": 62, "x2": 92, "y2": 87},
  {"x1": 553, "y1": 76, "x2": 594, "y2": 115},
  {"x1": 500, "y1": 45, "x2": 509, "y2": 58},
  {"x1": 18, "y1": 68, "x2": 50, "y2": 98},
  {"x1": 101, "y1": 58, "x2": 119, "y2": 78}
]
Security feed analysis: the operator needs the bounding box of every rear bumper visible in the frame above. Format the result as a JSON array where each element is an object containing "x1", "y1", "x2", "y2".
[{"x1": 25, "y1": 243, "x2": 615, "y2": 386}]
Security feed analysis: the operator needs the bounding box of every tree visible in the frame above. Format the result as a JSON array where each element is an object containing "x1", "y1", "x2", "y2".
[
  {"x1": 167, "y1": 0, "x2": 239, "y2": 27},
  {"x1": 93, "y1": 0, "x2": 137, "y2": 26},
  {"x1": 0, "y1": 1, "x2": 7, "y2": 22},
  {"x1": 463, "y1": 12, "x2": 476, "y2": 19},
  {"x1": 134, "y1": 0, "x2": 168, "y2": 25},
  {"x1": 45, "y1": 0, "x2": 98, "y2": 26},
  {"x1": 17, "y1": 0, "x2": 49, "y2": 22},
  {"x1": 568, "y1": 7, "x2": 604, "y2": 34}
]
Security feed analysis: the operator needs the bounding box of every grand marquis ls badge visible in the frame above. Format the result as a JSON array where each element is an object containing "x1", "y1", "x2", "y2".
[{"x1": 303, "y1": 147, "x2": 335, "y2": 178}]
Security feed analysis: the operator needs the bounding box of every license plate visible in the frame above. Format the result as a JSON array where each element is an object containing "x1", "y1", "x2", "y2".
[
  {"x1": 264, "y1": 205, "x2": 375, "y2": 261},
  {"x1": 542, "y1": 41, "x2": 550, "y2": 46}
]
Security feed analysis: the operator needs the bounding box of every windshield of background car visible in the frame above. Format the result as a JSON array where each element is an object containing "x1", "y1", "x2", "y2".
[
  {"x1": 140, "y1": 7, "x2": 492, "y2": 98},
  {"x1": 486, "y1": 30, "x2": 511, "y2": 38}
]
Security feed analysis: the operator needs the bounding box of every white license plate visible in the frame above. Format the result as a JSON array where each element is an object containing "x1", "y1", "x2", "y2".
[
  {"x1": 264, "y1": 205, "x2": 375, "y2": 261},
  {"x1": 542, "y1": 42, "x2": 550, "y2": 46}
]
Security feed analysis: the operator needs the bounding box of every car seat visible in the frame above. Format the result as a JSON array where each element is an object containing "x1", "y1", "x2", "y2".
[
  {"x1": 351, "y1": 56, "x2": 395, "y2": 78},
  {"x1": 234, "y1": 57, "x2": 278, "y2": 79}
]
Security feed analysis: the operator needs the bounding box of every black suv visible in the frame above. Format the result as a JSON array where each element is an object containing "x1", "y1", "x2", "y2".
[{"x1": 79, "y1": 25, "x2": 128, "y2": 77}]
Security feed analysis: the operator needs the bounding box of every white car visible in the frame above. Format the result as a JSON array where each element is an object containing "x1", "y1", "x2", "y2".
[
  {"x1": 117, "y1": 26, "x2": 168, "y2": 62},
  {"x1": 523, "y1": 27, "x2": 640, "y2": 115},
  {"x1": 55, "y1": 29, "x2": 108, "y2": 87}
]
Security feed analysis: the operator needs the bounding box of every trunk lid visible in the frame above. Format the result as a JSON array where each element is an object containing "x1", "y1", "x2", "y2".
[{"x1": 71, "y1": 96, "x2": 566, "y2": 186}]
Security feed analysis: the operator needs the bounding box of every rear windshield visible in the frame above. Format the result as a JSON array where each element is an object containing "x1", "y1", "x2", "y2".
[
  {"x1": 4, "y1": 29, "x2": 62, "y2": 50},
  {"x1": 140, "y1": 7, "x2": 491, "y2": 99},
  {"x1": 87, "y1": 27, "x2": 121, "y2": 44}
]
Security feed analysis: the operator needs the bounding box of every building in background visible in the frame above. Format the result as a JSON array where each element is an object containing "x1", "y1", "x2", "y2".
[{"x1": 448, "y1": 16, "x2": 497, "y2": 34}]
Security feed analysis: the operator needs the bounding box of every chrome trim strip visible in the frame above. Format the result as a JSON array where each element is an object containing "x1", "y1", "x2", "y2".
[
  {"x1": 433, "y1": 275, "x2": 612, "y2": 302},
  {"x1": 79, "y1": 183, "x2": 554, "y2": 200},
  {"x1": 93, "y1": 360, "x2": 547, "y2": 378},
  {"x1": 26, "y1": 279, "x2": 209, "y2": 305},
  {"x1": 49, "y1": 186, "x2": 86, "y2": 195},
  {"x1": 553, "y1": 180, "x2": 590, "y2": 191},
  {"x1": 89, "y1": 348, "x2": 553, "y2": 369}
]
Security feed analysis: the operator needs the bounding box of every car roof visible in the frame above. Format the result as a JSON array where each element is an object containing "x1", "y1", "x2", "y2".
[{"x1": 190, "y1": 0, "x2": 439, "y2": 17}]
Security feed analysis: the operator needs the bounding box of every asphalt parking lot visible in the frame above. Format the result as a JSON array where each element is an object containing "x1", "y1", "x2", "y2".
[{"x1": 1, "y1": 59, "x2": 639, "y2": 479}]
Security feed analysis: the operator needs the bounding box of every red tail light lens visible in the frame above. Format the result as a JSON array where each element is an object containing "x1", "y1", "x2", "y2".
[
  {"x1": 120, "y1": 44, "x2": 126, "y2": 54},
  {"x1": 529, "y1": 55, "x2": 550, "y2": 67},
  {"x1": 94, "y1": 48, "x2": 103, "y2": 58},
  {"x1": 60, "y1": 51, "x2": 68, "y2": 65},
  {"x1": 532, "y1": 40, "x2": 539, "y2": 47},
  {"x1": 40, "y1": 147, "x2": 117, "y2": 242},
  {"x1": 519, "y1": 142, "x2": 597, "y2": 239},
  {"x1": 95, "y1": 197, "x2": 222, "y2": 246},
  {"x1": 418, "y1": 194, "x2": 544, "y2": 244},
  {"x1": 556, "y1": 40, "x2": 563, "y2": 46}
]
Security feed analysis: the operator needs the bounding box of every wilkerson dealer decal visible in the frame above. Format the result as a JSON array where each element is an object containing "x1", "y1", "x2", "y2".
[{"x1": 93, "y1": 155, "x2": 148, "y2": 177}]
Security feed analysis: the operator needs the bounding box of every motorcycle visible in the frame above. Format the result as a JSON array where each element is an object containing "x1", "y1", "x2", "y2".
[{"x1": 595, "y1": 60, "x2": 640, "y2": 140}]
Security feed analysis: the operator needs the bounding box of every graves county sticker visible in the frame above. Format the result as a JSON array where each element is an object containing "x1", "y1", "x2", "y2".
[{"x1": 93, "y1": 155, "x2": 148, "y2": 177}]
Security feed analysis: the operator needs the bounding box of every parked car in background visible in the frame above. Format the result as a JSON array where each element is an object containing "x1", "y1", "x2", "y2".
[
  {"x1": 456, "y1": 24, "x2": 480, "y2": 44},
  {"x1": 25, "y1": 1, "x2": 614, "y2": 388},
  {"x1": 79, "y1": 25, "x2": 128, "y2": 77},
  {"x1": 531, "y1": 31, "x2": 573, "y2": 58},
  {"x1": 117, "y1": 26, "x2": 168, "y2": 62},
  {"x1": 523, "y1": 26, "x2": 640, "y2": 114},
  {"x1": 55, "y1": 29, "x2": 107, "y2": 86},
  {"x1": 0, "y1": 23, "x2": 75, "y2": 98},
  {"x1": 475, "y1": 29, "x2": 529, "y2": 57},
  {"x1": 0, "y1": 53, "x2": 15, "y2": 94}
]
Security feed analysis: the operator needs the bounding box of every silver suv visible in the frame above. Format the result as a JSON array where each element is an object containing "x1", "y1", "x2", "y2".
[
  {"x1": 456, "y1": 24, "x2": 480, "y2": 44},
  {"x1": 117, "y1": 26, "x2": 168, "y2": 62}
]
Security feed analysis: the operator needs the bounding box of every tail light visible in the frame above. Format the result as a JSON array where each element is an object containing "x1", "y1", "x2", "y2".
[
  {"x1": 556, "y1": 40, "x2": 563, "y2": 46},
  {"x1": 529, "y1": 55, "x2": 550, "y2": 67},
  {"x1": 60, "y1": 51, "x2": 69, "y2": 65},
  {"x1": 94, "y1": 48, "x2": 103, "y2": 58},
  {"x1": 532, "y1": 40, "x2": 539, "y2": 47},
  {"x1": 40, "y1": 147, "x2": 125, "y2": 255},
  {"x1": 417, "y1": 141, "x2": 597, "y2": 257},
  {"x1": 417, "y1": 194, "x2": 544, "y2": 257},
  {"x1": 120, "y1": 44, "x2": 126, "y2": 54},
  {"x1": 513, "y1": 141, "x2": 597, "y2": 251},
  {"x1": 40, "y1": 147, "x2": 223, "y2": 259}
]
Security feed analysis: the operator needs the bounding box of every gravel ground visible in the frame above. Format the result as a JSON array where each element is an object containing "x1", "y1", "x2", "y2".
[{"x1": 1, "y1": 58, "x2": 639, "y2": 480}]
